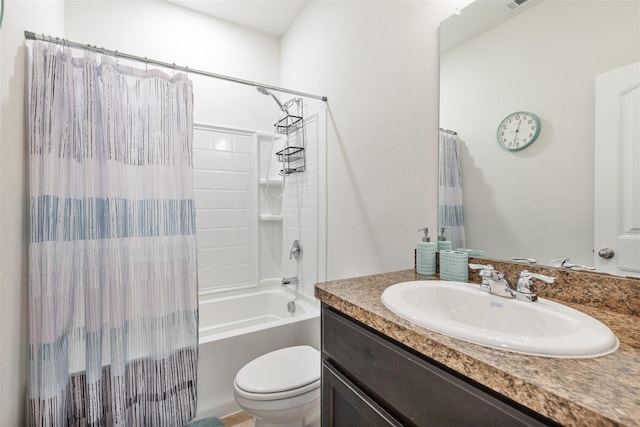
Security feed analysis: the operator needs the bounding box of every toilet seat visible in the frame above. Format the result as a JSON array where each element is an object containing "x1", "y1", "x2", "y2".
[
  {"x1": 234, "y1": 345, "x2": 320, "y2": 401},
  {"x1": 234, "y1": 378, "x2": 321, "y2": 401}
]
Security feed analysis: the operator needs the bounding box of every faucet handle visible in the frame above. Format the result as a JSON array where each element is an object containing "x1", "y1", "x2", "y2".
[
  {"x1": 520, "y1": 270, "x2": 555, "y2": 283},
  {"x1": 289, "y1": 240, "x2": 303, "y2": 260},
  {"x1": 516, "y1": 270, "x2": 555, "y2": 294},
  {"x1": 469, "y1": 263, "x2": 500, "y2": 277},
  {"x1": 469, "y1": 263, "x2": 494, "y2": 271}
]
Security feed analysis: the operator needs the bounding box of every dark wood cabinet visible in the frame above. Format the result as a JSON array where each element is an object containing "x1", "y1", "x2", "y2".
[{"x1": 321, "y1": 304, "x2": 556, "y2": 427}]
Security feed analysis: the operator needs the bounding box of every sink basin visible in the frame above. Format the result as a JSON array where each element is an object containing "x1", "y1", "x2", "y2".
[{"x1": 381, "y1": 280, "x2": 619, "y2": 358}]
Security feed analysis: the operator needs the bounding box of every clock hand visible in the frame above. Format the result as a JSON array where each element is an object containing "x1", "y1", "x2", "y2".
[{"x1": 513, "y1": 120, "x2": 522, "y2": 144}]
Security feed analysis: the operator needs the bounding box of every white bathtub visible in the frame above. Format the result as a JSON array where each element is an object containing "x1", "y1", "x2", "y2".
[
  {"x1": 199, "y1": 287, "x2": 319, "y2": 344},
  {"x1": 196, "y1": 286, "x2": 320, "y2": 419}
]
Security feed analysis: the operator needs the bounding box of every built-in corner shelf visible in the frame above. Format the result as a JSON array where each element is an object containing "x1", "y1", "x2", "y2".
[
  {"x1": 259, "y1": 178, "x2": 283, "y2": 187},
  {"x1": 259, "y1": 214, "x2": 283, "y2": 221}
]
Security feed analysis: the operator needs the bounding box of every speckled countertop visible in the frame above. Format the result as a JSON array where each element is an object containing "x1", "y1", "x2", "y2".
[{"x1": 315, "y1": 268, "x2": 640, "y2": 427}]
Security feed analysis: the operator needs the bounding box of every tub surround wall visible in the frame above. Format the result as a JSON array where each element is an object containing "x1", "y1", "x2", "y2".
[
  {"x1": 194, "y1": 126, "x2": 257, "y2": 292},
  {"x1": 315, "y1": 266, "x2": 640, "y2": 426}
]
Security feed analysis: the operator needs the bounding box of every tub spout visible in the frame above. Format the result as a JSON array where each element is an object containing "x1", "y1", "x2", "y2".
[{"x1": 282, "y1": 276, "x2": 299, "y2": 286}]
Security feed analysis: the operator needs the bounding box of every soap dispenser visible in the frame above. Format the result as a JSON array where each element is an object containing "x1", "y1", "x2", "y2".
[
  {"x1": 416, "y1": 228, "x2": 437, "y2": 275},
  {"x1": 437, "y1": 227, "x2": 452, "y2": 251}
]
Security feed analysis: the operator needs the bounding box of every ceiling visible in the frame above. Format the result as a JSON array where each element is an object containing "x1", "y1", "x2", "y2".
[{"x1": 164, "y1": 0, "x2": 310, "y2": 37}]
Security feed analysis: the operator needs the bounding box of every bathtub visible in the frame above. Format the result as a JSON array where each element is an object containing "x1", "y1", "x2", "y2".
[
  {"x1": 196, "y1": 286, "x2": 320, "y2": 419},
  {"x1": 199, "y1": 287, "x2": 319, "y2": 344}
]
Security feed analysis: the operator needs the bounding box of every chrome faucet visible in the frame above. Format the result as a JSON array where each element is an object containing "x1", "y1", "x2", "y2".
[
  {"x1": 282, "y1": 276, "x2": 299, "y2": 286},
  {"x1": 469, "y1": 264, "x2": 514, "y2": 298},
  {"x1": 549, "y1": 257, "x2": 595, "y2": 271},
  {"x1": 469, "y1": 264, "x2": 555, "y2": 302}
]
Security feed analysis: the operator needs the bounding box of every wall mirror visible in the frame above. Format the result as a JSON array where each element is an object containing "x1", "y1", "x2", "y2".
[{"x1": 438, "y1": 0, "x2": 640, "y2": 278}]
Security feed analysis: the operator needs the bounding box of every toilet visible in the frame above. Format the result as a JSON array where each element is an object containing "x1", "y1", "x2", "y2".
[{"x1": 233, "y1": 345, "x2": 321, "y2": 427}]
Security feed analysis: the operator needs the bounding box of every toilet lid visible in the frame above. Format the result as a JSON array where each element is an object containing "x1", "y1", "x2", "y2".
[{"x1": 235, "y1": 345, "x2": 320, "y2": 394}]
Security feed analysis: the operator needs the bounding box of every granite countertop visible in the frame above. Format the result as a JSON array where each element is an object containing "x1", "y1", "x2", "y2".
[{"x1": 315, "y1": 269, "x2": 640, "y2": 427}]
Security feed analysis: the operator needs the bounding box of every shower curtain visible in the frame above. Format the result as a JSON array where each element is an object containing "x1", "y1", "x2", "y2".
[
  {"x1": 438, "y1": 130, "x2": 466, "y2": 251},
  {"x1": 27, "y1": 41, "x2": 198, "y2": 426}
]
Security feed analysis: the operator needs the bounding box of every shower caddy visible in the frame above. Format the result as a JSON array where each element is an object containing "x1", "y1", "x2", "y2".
[{"x1": 275, "y1": 98, "x2": 306, "y2": 176}]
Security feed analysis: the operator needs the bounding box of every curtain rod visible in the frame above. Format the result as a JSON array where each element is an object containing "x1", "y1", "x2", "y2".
[{"x1": 24, "y1": 30, "x2": 328, "y2": 102}]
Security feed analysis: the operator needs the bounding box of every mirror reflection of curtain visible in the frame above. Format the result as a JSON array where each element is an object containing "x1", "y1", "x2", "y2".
[
  {"x1": 27, "y1": 41, "x2": 198, "y2": 426},
  {"x1": 438, "y1": 131, "x2": 466, "y2": 250}
]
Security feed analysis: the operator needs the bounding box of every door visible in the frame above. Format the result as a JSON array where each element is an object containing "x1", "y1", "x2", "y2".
[{"x1": 594, "y1": 61, "x2": 640, "y2": 277}]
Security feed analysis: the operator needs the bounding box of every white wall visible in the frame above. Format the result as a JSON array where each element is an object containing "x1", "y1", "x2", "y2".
[
  {"x1": 65, "y1": 0, "x2": 281, "y2": 131},
  {"x1": 281, "y1": 1, "x2": 466, "y2": 280},
  {"x1": 440, "y1": 0, "x2": 640, "y2": 266}
]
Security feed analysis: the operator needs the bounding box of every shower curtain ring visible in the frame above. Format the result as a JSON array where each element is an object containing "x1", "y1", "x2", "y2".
[{"x1": 145, "y1": 57, "x2": 148, "y2": 71}]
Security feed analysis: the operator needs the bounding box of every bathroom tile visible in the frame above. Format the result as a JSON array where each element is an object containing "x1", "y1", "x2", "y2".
[
  {"x1": 233, "y1": 134, "x2": 252, "y2": 154},
  {"x1": 212, "y1": 210, "x2": 235, "y2": 228},
  {"x1": 234, "y1": 228, "x2": 252, "y2": 246},
  {"x1": 213, "y1": 171, "x2": 233, "y2": 190},
  {"x1": 196, "y1": 229, "x2": 216, "y2": 249},
  {"x1": 233, "y1": 153, "x2": 252, "y2": 172},
  {"x1": 210, "y1": 228, "x2": 236, "y2": 248},
  {"x1": 194, "y1": 190, "x2": 216, "y2": 209},
  {"x1": 233, "y1": 172, "x2": 252, "y2": 190},
  {"x1": 233, "y1": 264, "x2": 255, "y2": 284},
  {"x1": 193, "y1": 149, "x2": 214, "y2": 170},
  {"x1": 195, "y1": 210, "x2": 216, "y2": 229},
  {"x1": 213, "y1": 151, "x2": 233, "y2": 171},
  {"x1": 232, "y1": 209, "x2": 253, "y2": 227},
  {"x1": 193, "y1": 170, "x2": 213, "y2": 189},
  {"x1": 210, "y1": 266, "x2": 235, "y2": 287},
  {"x1": 231, "y1": 246, "x2": 253, "y2": 265},
  {"x1": 213, "y1": 190, "x2": 234, "y2": 208},
  {"x1": 197, "y1": 267, "x2": 216, "y2": 288},
  {"x1": 233, "y1": 191, "x2": 253, "y2": 209},
  {"x1": 193, "y1": 129, "x2": 214, "y2": 150},
  {"x1": 212, "y1": 132, "x2": 232, "y2": 152}
]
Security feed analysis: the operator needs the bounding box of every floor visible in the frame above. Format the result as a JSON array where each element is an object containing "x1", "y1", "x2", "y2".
[{"x1": 221, "y1": 411, "x2": 254, "y2": 427}]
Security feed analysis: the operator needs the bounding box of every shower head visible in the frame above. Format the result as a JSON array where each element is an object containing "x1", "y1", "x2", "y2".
[{"x1": 257, "y1": 86, "x2": 287, "y2": 112}]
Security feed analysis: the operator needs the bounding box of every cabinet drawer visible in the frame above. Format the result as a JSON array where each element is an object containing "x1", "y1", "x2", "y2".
[{"x1": 322, "y1": 305, "x2": 552, "y2": 427}]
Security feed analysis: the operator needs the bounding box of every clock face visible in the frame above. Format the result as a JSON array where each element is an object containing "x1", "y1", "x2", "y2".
[{"x1": 497, "y1": 112, "x2": 541, "y2": 151}]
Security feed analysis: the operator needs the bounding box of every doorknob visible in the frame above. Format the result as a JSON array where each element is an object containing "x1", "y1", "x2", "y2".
[{"x1": 598, "y1": 248, "x2": 615, "y2": 259}]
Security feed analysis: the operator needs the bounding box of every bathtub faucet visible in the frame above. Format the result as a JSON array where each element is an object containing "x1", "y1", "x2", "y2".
[{"x1": 282, "y1": 276, "x2": 299, "y2": 286}]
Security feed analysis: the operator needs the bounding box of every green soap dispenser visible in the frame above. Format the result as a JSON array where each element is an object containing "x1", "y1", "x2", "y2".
[
  {"x1": 416, "y1": 228, "x2": 437, "y2": 275},
  {"x1": 437, "y1": 227, "x2": 452, "y2": 251}
]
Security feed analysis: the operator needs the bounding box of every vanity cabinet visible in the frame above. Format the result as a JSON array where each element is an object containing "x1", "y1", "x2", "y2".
[{"x1": 321, "y1": 304, "x2": 556, "y2": 427}]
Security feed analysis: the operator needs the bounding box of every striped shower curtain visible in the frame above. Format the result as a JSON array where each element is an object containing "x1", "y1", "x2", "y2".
[
  {"x1": 438, "y1": 130, "x2": 466, "y2": 251},
  {"x1": 28, "y1": 41, "x2": 198, "y2": 426}
]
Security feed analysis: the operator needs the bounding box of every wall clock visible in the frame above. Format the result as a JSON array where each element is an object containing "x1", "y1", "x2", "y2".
[{"x1": 497, "y1": 111, "x2": 541, "y2": 151}]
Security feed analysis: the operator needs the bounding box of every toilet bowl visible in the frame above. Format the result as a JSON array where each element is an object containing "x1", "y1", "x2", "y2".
[{"x1": 233, "y1": 345, "x2": 321, "y2": 427}]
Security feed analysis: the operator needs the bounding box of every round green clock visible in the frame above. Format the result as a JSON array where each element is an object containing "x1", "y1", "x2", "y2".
[{"x1": 497, "y1": 111, "x2": 541, "y2": 151}]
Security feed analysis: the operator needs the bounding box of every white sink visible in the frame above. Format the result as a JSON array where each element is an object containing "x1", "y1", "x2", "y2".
[{"x1": 381, "y1": 280, "x2": 619, "y2": 358}]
